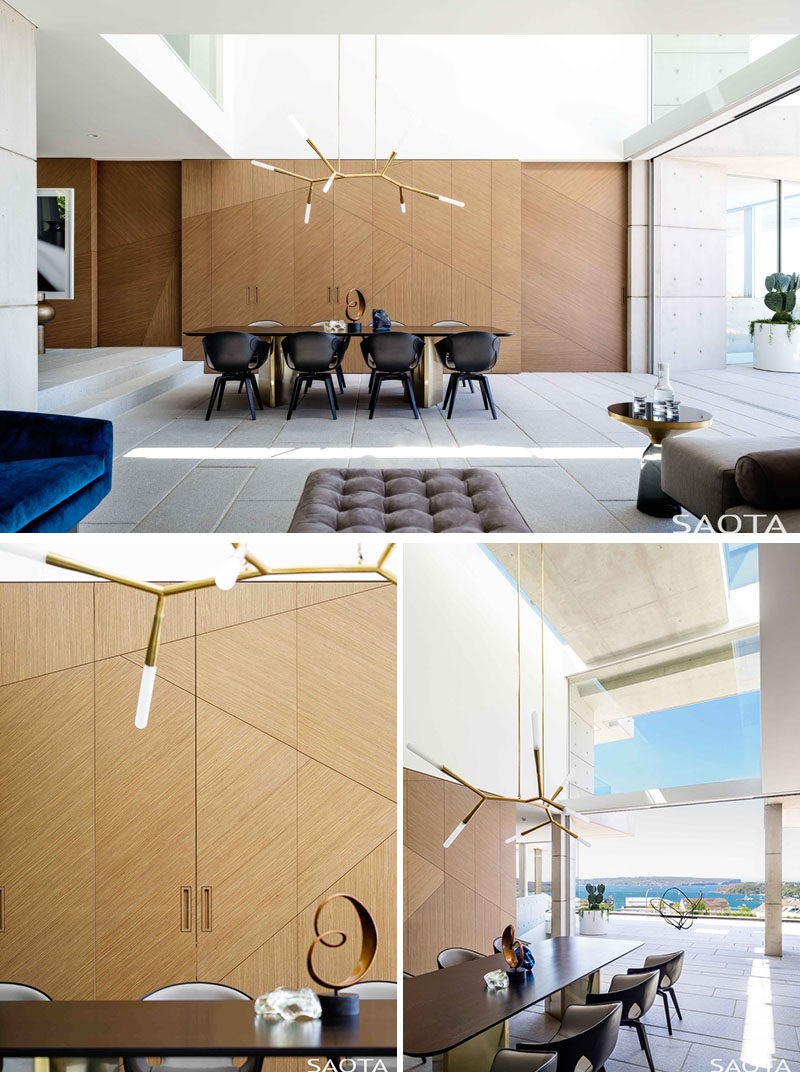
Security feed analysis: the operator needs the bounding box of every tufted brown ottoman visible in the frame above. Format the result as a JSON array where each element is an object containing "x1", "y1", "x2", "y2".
[{"x1": 288, "y1": 468, "x2": 529, "y2": 533}]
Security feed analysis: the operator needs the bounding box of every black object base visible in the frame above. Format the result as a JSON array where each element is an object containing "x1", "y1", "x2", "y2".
[
  {"x1": 346, "y1": 322, "x2": 363, "y2": 334},
  {"x1": 507, "y1": 969, "x2": 534, "y2": 986},
  {"x1": 319, "y1": 993, "x2": 360, "y2": 1018},
  {"x1": 636, "y1": 442, "x2": 681, "y2": 517}
]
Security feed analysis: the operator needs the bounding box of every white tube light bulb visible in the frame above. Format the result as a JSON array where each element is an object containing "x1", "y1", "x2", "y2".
[
  {"x1": 400, "y1": 201, "x2": 407, "y2": 214},
  {"x1": 563, "y1": 806, "x2": 592, "y2": 824},
  {"x1": 443, "y1": 822, "x2": 465, "y2": 849},
  {"x1": 406, "y1": 743, "x2": 443, "y2": 771},
  {"x1": 0, "y1": 544, "x2": 48, "y2": 563},
  {"x1": 438, "y1": 195, "x2": 465, "y2": 207},
  {"x1": 251, "y1": 160, "x2": 275, "y2": 171},
  {"x1": 399, "y1": 189, "x2": 406, "y2": 214},
  {"x1": 578, "y1": 836, "x2": 592, "y2": 849},
  {"x1": 215, "y1": 545, "x2": 247, "y2": 591},
  {"x1": 505, "y1": 833, "x2": 519, "y2": 844},
  {"x1": 322, "y1": 174, "x2": 335, "y2": 194},
  {"x1": 531, "y1": 710, "x2": 541, "y2": 752},
  {"x1": 304, "y1": 201, "x2": 312, "y2": 224},
  {"x1": 135, "y1": 664, "x2": 157, "y2": 729},
  {"x1": 288, "y1": 114, "x2": 309, "y2": 141}
]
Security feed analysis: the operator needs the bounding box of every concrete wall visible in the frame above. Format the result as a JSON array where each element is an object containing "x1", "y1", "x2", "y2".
[
  {"x1": 651, "y1": 36, "x2": 750, "y2": 121},
  {"x1": 0, "y1": 1, "x2": 37, "y2": 410},
  {"x1": 653, "y1": 156, "x2": 727, "y2": 372},
  {"x1": 759, "y1": 545, "x2": 800, "y2": 797}
]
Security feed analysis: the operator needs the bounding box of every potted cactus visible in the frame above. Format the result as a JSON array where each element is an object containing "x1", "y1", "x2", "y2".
[
  {"x1": 578, "y1": 883, "x2": 610, "y2": 935},
  {"x1": 751, "y1": 273, "x2": 800, "y2": 372}
]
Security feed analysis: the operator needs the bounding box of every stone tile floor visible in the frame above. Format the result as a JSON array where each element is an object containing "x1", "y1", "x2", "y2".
[
  {"x1": 77, "y1": 365, "x2": 800, "y2": 532},
  {"x1": 507, "y1": 915, "x2": 800, "y2": 1072}
]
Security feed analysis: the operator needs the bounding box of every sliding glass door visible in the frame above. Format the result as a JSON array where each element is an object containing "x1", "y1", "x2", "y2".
[{"x1": 726, "y1": 176, "x2": 778, "y2": 365}]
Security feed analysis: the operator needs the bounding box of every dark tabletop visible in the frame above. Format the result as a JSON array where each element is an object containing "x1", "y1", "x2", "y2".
[
  {"x1": 608, "y1": 402, "x2": 712, "y2": 427},
  {"x1": 0, "y1": 1000, "x2": 397, "y2": 1056},
  {"x1": 183, "y1": 325, "x2": 512, "y2": 338},
  {"x1": 403, "y1": 936, "x2": 642, "y2": 1056}
]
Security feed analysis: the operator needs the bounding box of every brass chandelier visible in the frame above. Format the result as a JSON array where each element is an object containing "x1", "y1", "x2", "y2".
[
  {"x1": 251, "y1": 36, "x2": 465, "y2": 223},
  {"x1": 5, "y1": 542, "x2": 396, "y2": 731},
  {"x1": 407, "y1": 545, "x2": 592, "y2": 849}
]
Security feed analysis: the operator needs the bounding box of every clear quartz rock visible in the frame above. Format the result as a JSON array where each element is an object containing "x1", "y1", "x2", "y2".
[
  {"x1": 484, "y1": 970, "x2": 509, "y2": 990},
  {"x1": 254, "y1": 987, "x2": 323, "y2": 1021}
]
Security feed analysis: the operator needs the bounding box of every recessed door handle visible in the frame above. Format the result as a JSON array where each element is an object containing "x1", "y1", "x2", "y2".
[
  {"x1": 201, "y1": 886, "x2": 213, "y2": 932},
  {"x1": 254, "y1": 285, "x2": 259, "y2": 304},
  {"x1": 335, "y1": 286, "x2": 340, "y2": 302},
  {"x1": 180, "y1": 886, "x2": 192, "y2": 932},
  {"x1": 327, "y1": 286, "x2": 331, "y2": 303},
  {"x1": 0, "y1": 887, "x2": 5, "y2": 931}
]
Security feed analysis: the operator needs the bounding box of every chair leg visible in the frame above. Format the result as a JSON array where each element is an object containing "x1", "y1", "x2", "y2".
[
  {"x1": 368, "y1": 369, "x2": 375, "y2": 394},
  {"x1": 243, "y1": 376, "x2": 257, "y2": 420},
  {"x1": 250, "y1": 374, "x2": 264, "y2": 410},
  {"x1": 483, "y1": 376, "x2": 498, "y2": 420},
  {"x1": 303, "y1": 378, "x2": 312, "y2": 396},
  {"x1": 286, "y1": 375, "x2": 303, "y2": 420},
  {"x1": 369, "y1": 375, "x2": 383, "y2": 419},
  {"x1": 405, "y1": 373, "x2": 420, "y2": 420},
  {"x1": 205, "y1": 378, "x2": 220, "y2": 421},
  {"x1": 669, "y1": 988, "x2": 682, "y2": 1020},
  {"x1": 661, "y1": 990, "x2": 673, "y2": 1035},
  {"x1": 336, "y1": 365, "x2": 346, "y2": 394},
  {"x1": 238, "y1": 380, "x2": 244, "y2": 393},
  {"x1": 462, "y1": 373, "x2": 474, "y2": 393},
  {"x1": 447, "y1": 373, "x2": 458, "y2": 419},
  {"x1": 635, "y1": 1025, "x2": 655, "y2": 1072},
  {"x1": 477, "y1": 377, "x2": 490, "y2": 410},
  {"x1": 216, "y1": 378, "x2": 227, "y2": 411},
  {"x1": 324, "y1": 375, "x2": 338, "y2": 420}
]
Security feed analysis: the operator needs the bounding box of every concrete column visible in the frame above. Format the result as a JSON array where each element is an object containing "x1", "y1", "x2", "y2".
[
  {"x1": 550, "y1": 817, "x2": 576, "y2": 938},
  {"x1": 765, "y1": 801, "x2": 783, "y2": 958},
  {"x1": 517, "y1": 843, "x2": 527, "y2": 896},
  {"x1": 0, "y1": 0, "x2": 38, "y2": 409},
  {"x1": 533, "y1": 847, "x2": 543, "y2": 895}
]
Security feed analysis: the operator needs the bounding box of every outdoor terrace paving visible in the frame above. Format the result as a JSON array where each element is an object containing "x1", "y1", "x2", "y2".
[{"x1": 74, "y1": 365, "x2": 800, "y2": 532}]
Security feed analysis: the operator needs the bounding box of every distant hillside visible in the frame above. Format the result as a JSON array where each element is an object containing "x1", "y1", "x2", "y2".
[
  {"x1": 719, "y1": 881, "x2": 800, "y2": 897},
  {"x1": 577, "y1": 876, "x2": 740, "y2": 886}
]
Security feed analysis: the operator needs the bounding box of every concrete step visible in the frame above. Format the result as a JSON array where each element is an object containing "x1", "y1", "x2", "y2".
[{"x1": 39, "y1": 354, "x2": 204, "y2": 420}]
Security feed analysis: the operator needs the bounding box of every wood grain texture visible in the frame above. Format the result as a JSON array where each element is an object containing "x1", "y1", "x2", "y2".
[
  {"x1": 94, "y1": 656, "x2": 197, "y2": 999},
  {"x1": 404, "y1": 770, "x2": 516, "y2": 975},
  {"x1": 297, "y1": 756, "x2": 396, "y2": 911},
  {"x1": 295, "y1": 580, "x2": 386, "y2": 609},
  {"x1": 298, "y1": 586, "x2": 396, "y2": 800},
  {"x1": 196, "y1": 579, "x2": 296, "y2": 633},
  {"x1": 94, "y1": 584, "x2": 195, "y2": 660},
  {"x1": 522, "y1": 162, "x2": 627, "y2": 372},
  {"x1": 0, "y1": 667, "x2": 95, "y2": 998},
  {"x1": 36, "y1": 157, "x2": 98, "y2": 348},
  {"x1": 294, "y1": 158, "x2": 334, "y2": 326},
  {"x1": 196, "y1": 700, "x2": 298, "y2": 981},
  {"x1": 220, "y1": 917, "x2": 300, "y2": 996},
  {"x1": 0, "y1": 583, "x2": 93, "y2": 685},
  {"x1": 124, "y1": 637, "x2": 196, "y2": 695},
  {"x1": 97, "y1": 162, "x2": 181, "y2": 346},
  {"x1": 196, "y1": 611, "x2": 297, "y2": 748}
]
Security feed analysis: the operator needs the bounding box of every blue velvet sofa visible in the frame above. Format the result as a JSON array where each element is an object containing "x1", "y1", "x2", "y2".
[{"x1": 0, "y1": 411, "x2": 113, "y2": 532}]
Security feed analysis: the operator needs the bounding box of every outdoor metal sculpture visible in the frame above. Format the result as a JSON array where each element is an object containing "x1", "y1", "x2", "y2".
[{"x1": 648, "y1": 887, "x2": 704, "y2": 930}]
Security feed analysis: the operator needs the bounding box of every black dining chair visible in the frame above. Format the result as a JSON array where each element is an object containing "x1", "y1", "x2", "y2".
[
  {"x1": 492, "y1": 1052, "x2": 557, "y2": 1072},
  {"x1": 587, "y1": 971, "x2": 660, "y2": 1072},
  {"x1": 123, "y1": 981, "x2": 262, "y2": 1072},
  {"x1": 360, "y1": 332, "x2": 423, "y2": 420},
  {"x1": 436, "y1": 946, "x2": 486, "y2": 969},
  {"x1": 432, "y1": 320, "x2": 474, "y2": 394},
  {"x1": 435, "y1": 331, "x2": 501, "y2": 419},
  {"x1": 282, "y1": 332, "x2": 346, "y2": 420},
  {"x1": 311, "y1": 322, "x2": 349, "y2": 393},
  {"x1": 517, "y1": 1001, "x2": 622, "y2": 1072},
  {"x1": 627, "y1": 951, "x2": 685, "y2": 1035},
  {"x1": 202, "y1": 331, "x2": 268, "y2": 421}
]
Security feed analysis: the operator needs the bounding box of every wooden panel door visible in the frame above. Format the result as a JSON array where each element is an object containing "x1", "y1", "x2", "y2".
[
  {"x1": 0, "y1": 666, "x2": 96, "y2": 998},
  {"x1": 94, "y1": 656, "x2": 197, "y2": 998},
  {"x1": 252, "y1": 160, "x2": 296, "y2": 326},
  {"x1": 293, "y1": 159, "x2": 334, "y2": 326},
  {"x1": 196, "y1": 700, "x2": 298, "y2": 985},
  {"x1": 522, "y1": 162, "x2": 627, "y2": 371},
  {"x1": 334, "y1": 161, "x2": 373, "y2": 372},
  {"x1": 211, "y1": 161, "x2": 255, "y2": 325}
]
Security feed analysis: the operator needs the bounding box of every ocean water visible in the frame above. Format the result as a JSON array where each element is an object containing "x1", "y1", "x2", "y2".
[{"x1": 579, "y1": 883, "x2": 763, "y2": 912}]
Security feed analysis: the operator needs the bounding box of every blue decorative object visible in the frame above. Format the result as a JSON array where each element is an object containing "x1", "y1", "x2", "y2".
[
  {"x1": 0, "y1": 411, "x2": 113, "y2": 532},
  {"x1": 372, "y1": 309, "x2": 391, "y2": 333}
]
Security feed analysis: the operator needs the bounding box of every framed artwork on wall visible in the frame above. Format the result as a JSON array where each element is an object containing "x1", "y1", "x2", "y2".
[{"x1": 37, "y1": 187, "x2": 74, "y2": 299}]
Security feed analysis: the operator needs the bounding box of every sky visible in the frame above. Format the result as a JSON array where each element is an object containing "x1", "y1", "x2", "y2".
[{"x1": 578, "y1": 798, "x2": 800, "y2": 882}]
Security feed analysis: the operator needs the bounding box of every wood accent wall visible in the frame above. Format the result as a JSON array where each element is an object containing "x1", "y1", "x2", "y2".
[
  {"x1": 0, "y1": 581, "x2": 396, "y2": 1002},
  {"x1": 181, "y1": 159, "x2": 522, "y2": 372},
  {"x1": 404, "y1": 768, "x2": 516, "y2": 976},
  {"x1": 36, "y1": 158, "x2": 98, "y2": 348},
  {"x1": 521, "y1": 162, "x2": 628, "y2": 372},
  {"x1": 97, "y1": 161, "x2": 182, "y2": 346}
]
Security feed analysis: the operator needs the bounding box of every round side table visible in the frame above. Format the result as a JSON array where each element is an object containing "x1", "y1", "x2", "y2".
[{"x1": 607, "y1": 402, "x2": 712, "y2": 517}]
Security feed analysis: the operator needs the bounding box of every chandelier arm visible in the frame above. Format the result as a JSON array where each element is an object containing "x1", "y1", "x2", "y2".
[
  {"x1": 550, "y1": 784, "x2": 565, "y2": 801},
  {"x1": 383, "y1": 177, "x2": 440, "y2": 200},
  {"x1": 44, "y1": 554, "x2": 164, "y2": 596},
  {"x1": 533, "y1": 746, "x2": 543, "y2": 799},
  {"x1": 380, "y1": 151, "x2": 397, "y2": 176},
  {"x1": 377, "y1": 542, "x2": 396, "y2": 569},
  {"x1": 161, "y1": 568, "x2": 263, "y2": 596},
  {"x1": 264, "y1": 164, "x2": 313, "y2": 183},
  {"x1": 549, "y1": 815, "x2": 579, "y2": 841},
  {"x1": 518, "y1": 818, "x2": 551, "y2": 838},
  {"x1": 462, "y1": 797, "x2": 485, "y2": 824},
  {"x1": 305, "y1": 137, "x2": 337, "y2": 173}
]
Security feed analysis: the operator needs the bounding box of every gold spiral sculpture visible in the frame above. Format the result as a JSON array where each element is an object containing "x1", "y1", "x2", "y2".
[
  {"x1": 306, "y1": 893, "x2": 378, "y2": 994},
  {"x1": 345, "y1": 288, "x2": 366, "y2": 324}
]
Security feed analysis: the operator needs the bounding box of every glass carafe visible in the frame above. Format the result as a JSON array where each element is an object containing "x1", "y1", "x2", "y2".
[{"x1": 652, "y1": 362, "x2": 675, "y2": 412}]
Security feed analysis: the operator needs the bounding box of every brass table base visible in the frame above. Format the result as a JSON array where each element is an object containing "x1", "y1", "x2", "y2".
[{"x1": 443, "y1": 1019, "x2": 509, "y2": 1072}]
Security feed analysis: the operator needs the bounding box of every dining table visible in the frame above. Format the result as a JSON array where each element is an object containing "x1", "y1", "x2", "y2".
[
  {"x1": 0, "y1": 998, "x2": 397, "y2": 1066},
  {"x1": 182, "y1": 324, "x2": 512, "y2": 409},
  {"x1": 404, "y1": 936, "x2": 642, "y2": 1072}
]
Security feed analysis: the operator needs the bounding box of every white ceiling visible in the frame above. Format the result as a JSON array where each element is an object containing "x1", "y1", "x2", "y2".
[{"x1": 13, "y1": 0, "x2": 800, "y2": 33}]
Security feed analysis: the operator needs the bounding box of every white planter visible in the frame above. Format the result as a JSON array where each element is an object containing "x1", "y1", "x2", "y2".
[
  {"x1": 579, "y1": 911, "x2": 609, "y2": 936},
  {"x1": 753, "y1": 322, "x2": 800, "y2": 372}
]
